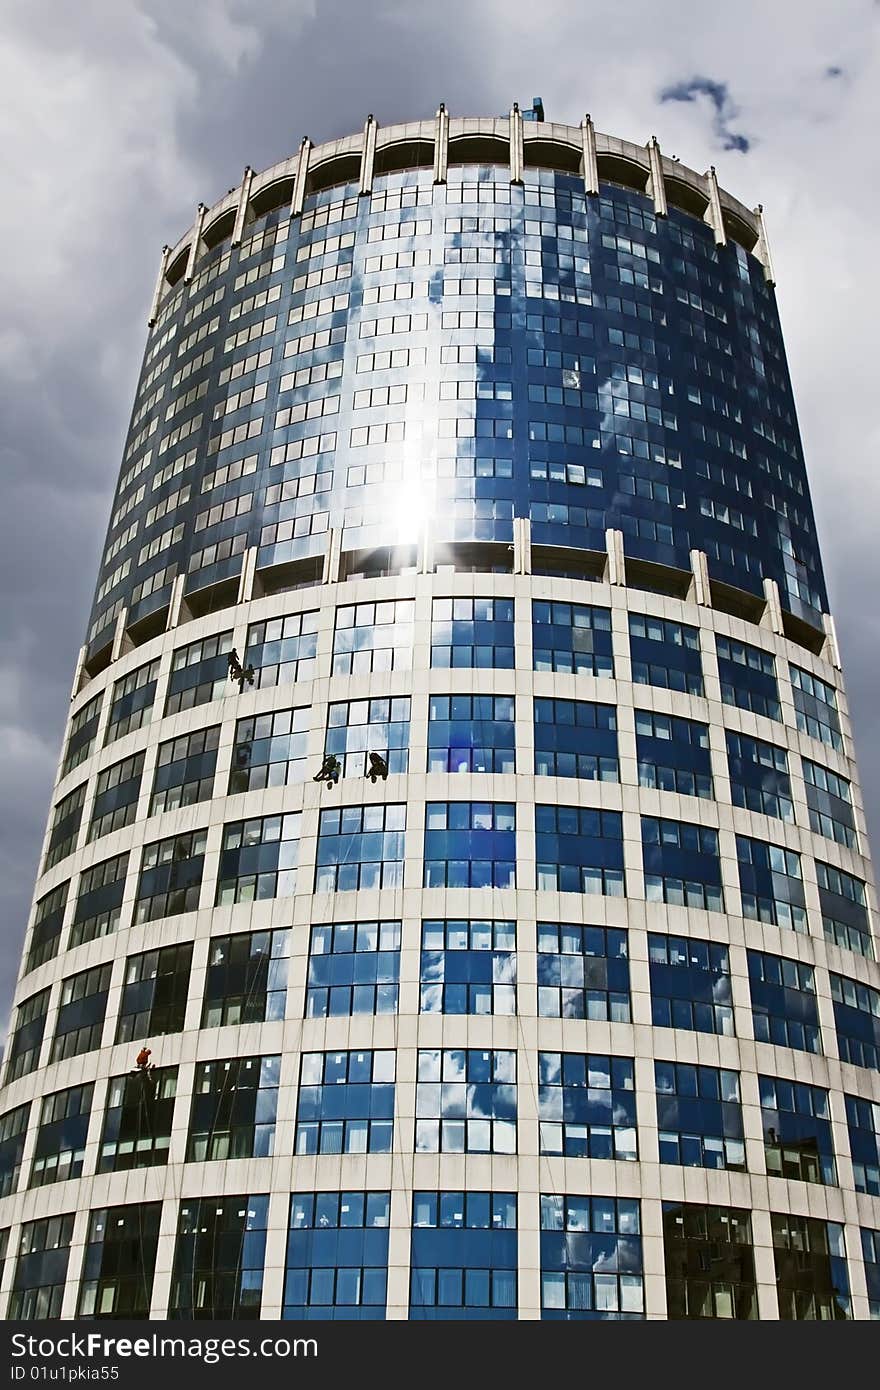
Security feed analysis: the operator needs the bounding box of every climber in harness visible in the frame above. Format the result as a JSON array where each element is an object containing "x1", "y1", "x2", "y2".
[
  {"x1": 313, "y1": 753, "x2": 341, "y2": 787},
  {"x1": 366, "y1": 752, "x2": 389, "y2": 783},
  {"x1": 227, "y1": 647, "x2": 255, "y2": 692}
]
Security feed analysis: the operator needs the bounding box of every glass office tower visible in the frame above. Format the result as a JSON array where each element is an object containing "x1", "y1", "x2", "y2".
[{"x1": 2, "y1": 107, "x2": 878, "y2": 1321}]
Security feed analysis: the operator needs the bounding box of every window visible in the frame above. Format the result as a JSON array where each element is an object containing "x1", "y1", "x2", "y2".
[
  {"x1": 170, "y1": 1196, "x2": 268, "y2": 1320},
  {"x1": 748, "y1": 951, "x2": 821, "y2": 1053},
  {"x1": 648, "y1": 933, "x2": 734, "y2": 1035},
  {"x1": 663, "y1": 1204, "x2": 757, "y2": 1319},
  {"x1": 51, "y1": 965, "x2": 111, "y2": 1062},
  {"x1": 846, "y1": 1094, "x2": 880, "y2": 1195},
  {"x1": 61, "y1": 693, "x2": 102, "y2": 776},
  {"x1": 817, "y1": 862, "x2": 873, "y2": 958},
  {"x1": 30, "y1": 1084, "x2": 93, "y2": 1187},
  {"x1": 4, "y1": 989, "x2": 50, "y2": 1082},
  {"x1": 227, "y1": 708, "x2": 307, "y2": 793},
  {"x1": 656, "y1": 1062, "x2": 745, "y2": 1170},
  {"x1": 333, "y1": 599, "x2": 414, "y2": 675},
  {"x1": 410, "y1": 1192, "x2": 517, "y2": 1320},
  {"x1": 431, "y1": 597, "x2": 514, "y2": 669},
  {"x1": 150, "y1": 727, "x2": 220, "y2": 813},
  {"x1": 760, "y1": 1076, "x2": 836, "y2": 1185},
  {"x1": 202, "y1": 929, "x2": 289, "y2": 1027},
  {"x1": 539, "y1": 1052, "x2": 637, "y2": 1161},
  {"x1": 187, "y1": 1055, "x2": 279, "y2": 1161},
  {"x1": 540, "y1": 1195, "x2": 643, "y2": 1320},
  {"x1": 87, "y1": 752, "x2": 144, "y2": 841},
  {"x1": 244, "y1": 609, "x2": 319, "y2": 687},
  {"x1": 635, "y1": 710, "x2": 713, "y2": 798},
  {"x1": 534, "y1": 698, "x2": 618, "y2": 781},
  {"x1": 285, "y1": 1192, "x2": 390, "y2": 1321},
  {"x1": 77, "y1": 1204, "x2": 162, "y2": 1320},
  {"x1": 861, "y1": 1227, "x2": 880, "y2": 1319},
  {"x1": 0, "y1": 1103, "x2": 30, "y2": 1198},
  {"x1": 8, "y1": 1215, "x2": 75, "y2": 1320},
  {"x1": 427, "y1": 694, "x2": 514, "y2": 773},
  {"x1": 535, "y1": 804, "x2": 624, "y2": 896},
  {"x1": 423, "y1": 802, "x2": 515, "y2": 889},
  {"x1": 802, "y1": 758, "x2": 857, "y2": 850},
  {"x1": 216, "y1": 813, "x2": 301, "y2": 904},
  {"x1": 416, "y1": 1049, "x2": 516, "y2": 1154},
  {"x1": 25, "y1": 882, "x2": 69, "y2": 973},
  {"x1": 295, "y1": 1050, "x2": 396, "y2": 1155},
  {"x1": 736, "y1": 836, "x2": 807, "y2": 932},
  {"x1": 134, "y1": 829, "x2": 208, "y2": 923},
  {"x1": 532, "y1": 600, "x2": 613, "y2": 677},
  {"x1": 830, "y1": 973, "x2": 880, "y2": 1073},
  {"x1": 642, "y1": 816, "x2": 724, "y2": 912},
  {"x1": 325, "y1": 697, "x2": 410, "y2": 777},
  {"x1": 726, "y1": 732, "x2": 794, "y2": 822},
  {"x1": 537, "y1": 923, "x2": 630, "y2": 1021},
  {"x1": 772, "y1": 1215, "x2": 851, "y2": 1320},
  {"x1": 70, "y1": 854, "x2": 128, "y2": 947},
  {"x1": 420, "y1": 920, "x2": 515, "y2": 1014},
  {"x1": 104, "y1": 659, "x2": 160, "y2": 745},
  {"x1": 43, "y1": 783, "x2": 86, "y2": 870},
  {"x1": 98, "y1": 1067, "x2": 178, "y2": 1171},
  {"x1": 115, "y1": 944, "x2": 193, "y2": 1043},
  {"x1": 629, "y1": 614, "x2": 703, "y2": 695},
  {"x1": 305, "y1": 921, "x2": 400, "y2": 1017},
  {"x1": 315, "y1": 803, "x2": 405, "y2": 893},
  {"x1": 790, "y1": 664, "x2": 842, "y2": 751}
]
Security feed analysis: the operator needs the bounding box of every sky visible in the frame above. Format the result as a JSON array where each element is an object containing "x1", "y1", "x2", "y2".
[{"x1": 1, "y1": 0, "x2": 878, "y2": 1034}]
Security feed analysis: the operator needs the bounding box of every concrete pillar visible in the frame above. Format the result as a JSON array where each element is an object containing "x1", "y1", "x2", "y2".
[
  {"x1": 166, "y1": 573, "x2": 187, "y2": 630},
  {"x1": 148, "y1": 246, "x2": 171, "y2": 326},
  {"x1": 231, "y1": 166, "x2": 254, "y2": 246},
  {"x1": 690, "y1": 548, "x2": 712, "y2": 607},
  {"x1": 433, "y1": 103, "x2": 449, "y2": 184},
  {"x1": 184, "y1": 203, "x2": 207, "y2": 283},
  {"x1": 514, "y1": 516, "x2": 532, "y2": 575},
  {"x1": 762, "y1": 577, "x2": 785, "y2": 635},
  {"x1": 753, "y1": 203, "x2": 776, "y2": 286},
  {"x1": 111, "y1": 608, "x2": 130, "y2": 662},
  {"x1": 647, "y1": 136, "x2": 667, "y2": 217},
  {"x1": 581, "y1": 114, "x2": 599, "y2": 196},
  {"x1": 69, "y1": 645, "x2": 88, "y2": 701},
  {"x1": 605, "y1": 527, "x2": 626, "y2": 586},
  {"x1": 237, "y1": 546, "x2": 259, "y2": 604},
  {"x1": 704, "y1": 167, "x2": 727, "y2": 246},
  {"x1": 323, "y1": 528, "x2": 342, "y2": 584},
  {"x1": 360, "y1": 114, "x2": 378, "y2": 196},
  {"x1": 291, "y1": 137, "x2": 313, "y2": 217},
  {"x1": 822, "y1": 612, "x2": 842, "y2": 671},
  {"x1": 509, "y1": 103, "x2": 524, "y2": 184},
  {"x1": 419, "y1": 524, "x2": 433, "y2": 576}
]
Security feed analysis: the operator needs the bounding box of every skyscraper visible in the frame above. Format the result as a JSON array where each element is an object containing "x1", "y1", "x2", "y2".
[{"x1": 1, "y1": 105, "x2": 878, "y2": 1321}]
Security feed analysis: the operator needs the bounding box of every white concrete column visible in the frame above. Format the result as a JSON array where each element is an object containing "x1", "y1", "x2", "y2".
[
  {"x1": 433, "y1": 103, "x2": 449, "y2": 184},
  {"x1": 647, "y1": 136, "x2": 667, "y2": 217},
  {"x1": 822, "y1": 612, "x2": 842, "y2": 670},
  {"x1": 360, "y1": 114, "x2": 378, "y2": 196},
  {"x1": 184, "y1": 203, "x2": 207, "y2": 283},
  {"x1": 419, "y1": 523, "x2": 433, "y2": 575},
  {"x1": 753, "y1": 203, "x2": 776, "y2": 286},
  {"x1": 231, "y1": 166, "x2": 254, "y2": 246},
  {"x1": 605, "y1": 527, "x2": 626, "y2": 585},
  {"x1": 291, "y1": 136, "x2": 313, "y2": 217},
  {"x1": 166, "y1": 573, "x2": 187, "y2": 629},
  {"x1": 111, "y1": 608, "x2": 130, "y2": 661},
  {"x1": 581, "y1": 114, "x2": 599, "y2": 195},
  {"x1": 704, "y1": 167, "x2": 727, "y2": 246},
  {"x1": 323, "y1": 527, "x2": 342, "y2": 584},
  {"x1": 762, "y1": 576, "x2": 785, "y2": 635},
  {"x1": 237, "y1": 545, "x2": 259, "y2": 603},
  {"x1": 689, "y1": 547, "x2": 712, "y2": 606},
  {"x1": 69, "y1": 644, "x2": 88, "y2": 701},
  {"x1": 514, "y1": 516, "x2": 532, "y2": 575},
  {"x1": 509, "y1": 103, "x2": 524, "y2": 184},
  {"x1": 148, "y1": 245, "x2": 171, "y2": 326}
]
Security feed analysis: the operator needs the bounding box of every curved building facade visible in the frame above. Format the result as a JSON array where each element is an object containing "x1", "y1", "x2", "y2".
[{"x1": 1, "y1": 107, "x2": 879, "y2": 1322}]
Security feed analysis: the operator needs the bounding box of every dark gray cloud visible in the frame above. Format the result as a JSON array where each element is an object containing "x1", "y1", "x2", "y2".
[
  {"x1": 1, "y1": 0, "x2": 878, "y2": 1037},
  {"x1": 659, "y1": 76, "x2": 751, "y2": 151}
]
